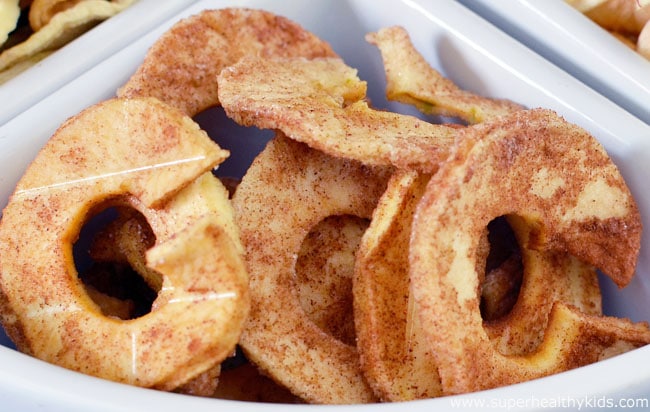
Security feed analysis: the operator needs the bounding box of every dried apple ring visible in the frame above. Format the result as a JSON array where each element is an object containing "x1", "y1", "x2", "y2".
[
  {"x1": 353, "y1": 169, "x2": 602, "y2": 401},
  {"x1": 409, "y1": 108, "x2": 647, "y2": 394},
  {"x1": 232, "y1": 132, "x2": 392, "y2": 403},
  {"x1": 86, "y1": 175, "x2": 237, "y2": 397},
  {"x1": 0, "y1": 97, "x2": 249, "y2": 390},
  {"x1": 0, "y1": 0, "x2": 20, "y2": 46},
  {"x1": 366, "y1": 26, "x2": 523, "y2": 123},
  {"x1": 353, "y1": 169, "x2": 442, "y2": 401},
  {"x1": 638, "y1": 20, "x2": 650, "y2": 59},
  {"x1": 580, "y1": 0, "x2": 650, "y2": 34},
  {"x1": 218, "y1": 55, "x2": 456, "y2": 172},
  {"x1": 29, "y1": 0, "x2": 87, "y2": 31},
  {"x1": 117, "y1": 8, "x2": 336, "y2": 116}
]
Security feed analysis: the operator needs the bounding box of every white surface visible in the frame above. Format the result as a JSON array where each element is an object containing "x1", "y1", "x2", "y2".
[
  {"x1": 0, "y1": 0, "x2": 649, "y2": 410},
  {"x1": 458, "y1": 0, "x2": 650, "y2": 125},
  {"x1": 0, "y1": 0, "x2": 197, "y2": 126}
]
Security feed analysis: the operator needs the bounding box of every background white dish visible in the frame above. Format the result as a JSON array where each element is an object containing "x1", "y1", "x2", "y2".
[
  {"x1": 458, "y1": 0, "x2": 650, "y2": 125},
  {"x1": 0, "y1": 0, "x2": 649, "y2": 410},
  {"x1": 0, "y1": 0, "x2": 197, "y2": 126}
]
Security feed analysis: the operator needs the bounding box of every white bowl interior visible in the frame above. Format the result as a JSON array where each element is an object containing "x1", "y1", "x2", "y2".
[
  {"x1": 0, "y1": 0, "x2": 649, "y2": 410},
  {"x1": 458, "y1": 0, "x2": 650, "y2": 125}
]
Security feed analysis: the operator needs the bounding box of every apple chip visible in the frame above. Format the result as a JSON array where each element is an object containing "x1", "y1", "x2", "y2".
[
  {"x1": 0, "y1": 0, "x2": 20, "y2": 46},
  {"x1": 353, "y1": 169, "x2": 603, "y2": 401},
  {"x1": 29, "y1": 0, "x2": 87, "y2": 31},
  {"x1": 0, "y1": 49, "x2": 51, "y2": 83},
  {"x1": 0, "y1": 97, "x2": 248, "y2": 390},
  {"x1": 233, "y1": 133, "x2": 391, "y2": 403},
  {"x1": 353, "y1": 170, "x2": 443, "y2": 401},
  {"x1": 567, "y1": 0, "x2": 650, "y2": 58},
  {"x1": 366, "y1": 26, "x2": 523, "y2": 123},
  {"x1": 409, "y1": 108, "x2": 646, "y2": 394},
  {"x1": 218, "y1": 56, "x2": 456, "y2": 173},
  {"x1": 117, "y1": 8, "x2": 337, "y2": 116},
  {"x1": 581, "y1": 0, "x2": 650, "y2": 33}
]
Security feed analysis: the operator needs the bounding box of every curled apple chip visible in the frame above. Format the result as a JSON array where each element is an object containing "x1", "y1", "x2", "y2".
[
  {"x1": 233, "y1": 133, "x2": 392, "y2": 403},
  {"x1": 28, "y1": 0, "x2": 133, "y2": 32},
  {"x1": 581, "y1": 0, "x2": 650, "y2": 33},
  {"x1": 85, "y1": 176, "x2": 238, "y2": 397},
  {"x1": 118, "y1": 8, "x2": 337, "y2": 116},
  {"x1": 0, "y1": 97, "x2": 249, "y2": 390},
  {"x1": 567, "y1": 0, "x2": 650, "y2": 58},
  {"x1": 218, "y1": 56, "x2": 456, "y2": 173},
  {"x1": 30, "y1": 0, "x2": 96, "y2": 31},
  {"x1": 0, "y1": 8, "x2": 647, "y2": 403},
  {"x1": 409, "y1": 108, "x2": 647, "y2": 394},
  {"x1": 366, "y1": 26, "x2": 523, "y2": 123},
  {"x1": 353, "y1": 170, "x2": 443, "y2": 401},
  {"x1": 353, "y1": 169, "x2": 603, "y2": 401},
  {"x1": 0, "y1": 0, "x2": 20, "y2": 46}
]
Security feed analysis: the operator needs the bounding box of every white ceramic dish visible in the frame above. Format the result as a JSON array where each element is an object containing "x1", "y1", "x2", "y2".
[
  {"x1": 1, "y1": 0, "x2": 650, "y2": 410},
  {"x1": 0, "y1": 0, "x2": 197, "y2": 126},
  {"x1": 458, "y1": 0, "x2": 650, "y2": 125}
]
